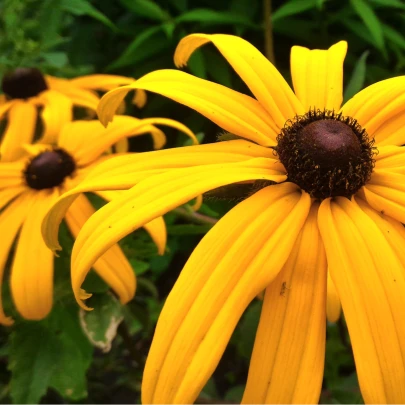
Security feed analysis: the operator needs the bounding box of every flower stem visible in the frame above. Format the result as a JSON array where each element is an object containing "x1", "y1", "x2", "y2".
[
  {"x1": 263, "y1": 0, "x2": 275, "y2": 64},
  {"x1": 174, "y1": 207, "x2": 218, "y2": 225}
]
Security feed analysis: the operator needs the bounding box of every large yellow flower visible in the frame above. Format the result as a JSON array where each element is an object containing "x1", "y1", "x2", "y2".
[
  {"x1": 0, "y1": 115, "x2": 197, "y2": 325},
  {"x1": 0, "y1": 68, "x2": 146, "y2": 161},
  {"x1": 43, "y1": 35, "x2": 405, "y2": 403}
]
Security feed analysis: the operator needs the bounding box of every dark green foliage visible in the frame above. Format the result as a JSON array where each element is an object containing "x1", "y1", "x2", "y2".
[{"x1": 0, "y1": 0, "x2": 401, "y2": 403}]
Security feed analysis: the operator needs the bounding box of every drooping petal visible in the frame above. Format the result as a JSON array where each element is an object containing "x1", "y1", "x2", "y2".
[
  {"x1": 11, "y1": 189, "x2": 59, "y2": 320},
  {"x1": 356, "y1": 197, "x2": 405, "y2": 266},
  {"x1": 362, "y1": 170, "x2": 405, "y2": 223},
  {"x1": 326, "y1": 271, "x2": 341, "y2": 323},
  {"x1": 69, "y1": 74, "x2": 135, "y2": 90},
  {"x1": 373, "y1": 145, "x2": 405, "y2": 174},
  {"x1": 64, "y1": 193, "x2": 136, "y2": 304},
  {"x1": 0, "y1": 187, "x2": 26, "y2": 210},
  {"x1": 0, "y1": 191, "x2": 35, "y2": 325},
  {"x1": 318, "y1": 197, "x2": 405, "y2": 403},
  {"x1": 340, "y1": 76, "x2": 405, "y2": 146},
  {"x1": 39, "y1": 90, "x2": 73, "y2": 144},
  {"x1": 46, "y1": 75, "x2": 99, "y2": 110},
  {"x1": 291, "y1": 41, "x2": 347, "y2": 111},
  {"x1": 243, "y1": 203, "x2": 326, "y2": 404},
  {"x1": 174, "y1": 33, "x2": 303, "y2": 127},
  {"x1": 0, "y1": 99, "x2": 15, "y2": 120},
  {"x1": 59, "y1": 116, "x2": 196, "y2": 166},
  {"x1": 143, "y1": 183, "x2": 311, "y2": 404},
  {"x1": 68, "y1": 139, "x2": 284, "y2": 192},
  {"x1": 97, "y1": 70, "x2": 279, "y2": 145},
  {"x1": 95, "y1": 190, "x2": 167, "y2": 255},
  {"x1": 69, "y1": 74, "x2": 148, "y2": 108},
  {"x1": 44, "y1": 159, "x2": 286, "y2": 309},
  {"x1": 0, "y1": 160, "x2": 25, "y2": 189},
  {"x1": 0, "y1": 101, "x2": 37, "y2": 162}
]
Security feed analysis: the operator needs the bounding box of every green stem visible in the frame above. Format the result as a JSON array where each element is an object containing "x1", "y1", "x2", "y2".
[
  {"x1": 174, "y1": 207, "x2": 218, "y2": 225},
  {"x1": 263, "y1": 0, "x2": 275, "y2": 64}
]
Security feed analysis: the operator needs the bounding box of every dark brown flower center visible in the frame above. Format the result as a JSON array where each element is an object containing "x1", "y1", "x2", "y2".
[
  {"x1": 276, "y1": 110, "x2": 376, "y2": 199},
  {"x1": 24, "y1": 149, "x2": 76, "y2": 190},
  {"x1": 2, "y1": 68, "x2": 48, "y2": 99}
]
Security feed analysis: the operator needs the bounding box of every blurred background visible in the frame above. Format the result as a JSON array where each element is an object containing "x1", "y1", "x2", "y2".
[{"x1": 0, "y1": 0, "x2": 404, "y2": 403}]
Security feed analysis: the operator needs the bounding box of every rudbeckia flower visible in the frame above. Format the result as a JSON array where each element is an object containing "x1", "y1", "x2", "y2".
[
  {"x1": 0, "y1": 67, "x2": 146, "y2": 161},
  {"x1": 0, "y1": 114, "x2": 196, "y2": 325},
  {"x1": 43, "y1": 35, "x2": 405, "y2": 403}
]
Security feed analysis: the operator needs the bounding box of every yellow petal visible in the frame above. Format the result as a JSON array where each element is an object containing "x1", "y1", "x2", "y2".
[
  {"x1": 64, "y1": 193, "x2": 136, "y2": 304},
  {"x1": 326, "y1": 271, "x2": 341, "y2": 323},
  {"x1": 114, "y1": 138, "x2": 129, "y2": 153},
  {"x1": 39, "y1": 90, "x2": 73, "y2": 144},
  {"x1": 46, "y1": 75, "x2": 99, "y2": 110},
  {"x1": 1, "y1": 101, "x2": 37, "y2": 162},
  {"x1": 72, "y1": 139, "x2": 284, "y2": 192},
  {"x1": 132, "y1": 88, "x2": 147, "y2": 108},
  {"x1": 340, "y1": 76, "x2": 405, "y2": 146},
  {"x1": 0, "y1": 160, "x2": 25, "y2": 189},
  {"x1": 318, "y1": 197, "x2": 405, "y2": 403},
  {"x1": 95, "y1": 190, "x2": 167, "y2": 255},
  {"x1": 48, "y1": 159, "x2": 286, "y2": 309},
  {"x1": 41, "y1": 140, "x2": 283, "y2": 252},
  {"x1": 59, "y1": 117, "x2": 195, "y2": 166},
  {"x1": 142, "y1": 216, "x2": 167, "y2": 256},
  {"x1": 11, "y1": 189, "x2": 59, "y2": 320},
  {"x1": 0, "y1": 99, "x2": 14, "y2": 120},
  {"x1": 174, "y1": 33, "x2": 303, "y2": 127},
  {"x1": 143, "y1": 183, "x2": 311, "y2": 403},
  {"x1": 243, "y1": 203, "x2": 326, "y2": 404},
  {"x1": 356, "y1": 197, "x2": 405, "y2": 268},
  {"x1": 291, "y1": 41, "x2": 347, "y2": 111},
  {"x1": 0, "y1": 191, "x2": 35, "y2": 325},
  {"x1": 363, "y1": 170, "x2": 405, "y2": 223},
  {"x1": 374, "y1": 145, "x2": 405, "y2": 174},
  {"x1": 0, "y1": 187, "x2": 26, "y2": 210},
  {"x1": 97, "y1": 70, "x2": 278, "y2": 146},
  {"x1": 69, "y1": 74, "x2": 135, "y2": 90}
]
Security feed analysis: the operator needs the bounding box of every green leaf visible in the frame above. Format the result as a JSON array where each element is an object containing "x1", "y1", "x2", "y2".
[
  {"x1": 59, "y1": 0, "x2": 116, "y2": 30},
  {"x1": 119, "y1": 0, "x2": 170, "y2": 21},
  {"x1": 106, "y1": 25, "x2": 164, "y2": 70},
  {"x1": 79, "y1": 292, "x2": 124, "y2": 352},
  {"x1": 48, "y1": 305, "x2": 93, "y2": 400},
  {"x1": 234, "y1": 300, "x2": 262, "y2": 359},
  {"x1": 130, "y1": 259, "x2": 150, "y2": 276},
  {"x1": 187, "y1": 48, "x2": 207, "y2": 79},
  {"x1": 382, "y1": 24, "x2": 405, "y2": 51},
  {"x1": 350, "y1": 0, "x2": 384, "y2": 50},
  {"x1": 344, "y1": 50, "x2": 369, "y2": 102},
  {"x1": 42, "y1": 52, "x2": 68, "y2": 68},
  {"x1": 176, "y1": 8, "x2": 254, "y2": 26},
  {"x1": 169, "y1": 0, "x2": 187, "y2": 12},
  {"x1": 9, "y1": 324, "x2": 59, "y2": 404},
  {"x1": 205, "y1": 48, "x2": 233, "y2": 87},
  {"x1": 369, "y1": 0, "x2": 405, "y2": 9},
  {"x1": 272, "y1": 0, "x2": 317, "y2": 22}
]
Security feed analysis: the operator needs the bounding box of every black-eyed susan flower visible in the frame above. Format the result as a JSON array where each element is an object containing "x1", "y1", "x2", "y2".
[
  {"x1": 0, "y1": 115, "x2": 197, "y2": 325},
  {"x1": 0, "y1": 68, "x2": 146, "y2": 161},
  {"x1": 43, "y1": 35, "x2": 405, "y2": 403}
]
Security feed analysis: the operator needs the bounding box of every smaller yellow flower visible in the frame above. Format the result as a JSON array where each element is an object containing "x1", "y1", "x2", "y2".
[
  {"x1": 0, "y1": 68, "x2": 146, "y2": 161},
  {"x1": 0, "y1": 115, "x2": 196, "y2": 324}
]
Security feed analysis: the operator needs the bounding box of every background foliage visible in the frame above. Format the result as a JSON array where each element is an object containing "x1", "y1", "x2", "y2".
[{"x1": 0, "y1": 0, "x2": 404, "y2": 403}]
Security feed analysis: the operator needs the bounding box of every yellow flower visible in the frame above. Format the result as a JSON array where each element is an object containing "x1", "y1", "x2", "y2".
[
  {"x1": 0, "y1": 68, "x2": 146, "y2": 161},
  {"x1": 43, "y1": 34, "x2": 405, "y2": 403},
  {"x1": 0, "y1": 114, "x2": 197, "y2": 325}
]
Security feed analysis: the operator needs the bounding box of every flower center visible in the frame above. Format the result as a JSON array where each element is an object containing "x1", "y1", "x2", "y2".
[
  {"x1": 276, "y1": 110, "x2": 376, "y2": 199},
  {"x1": 2, "y1": 68, "x2": 48, "y2": 99},
  {"x1": 24, "y1": 149, "x2": 76, "y2": 190}
]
